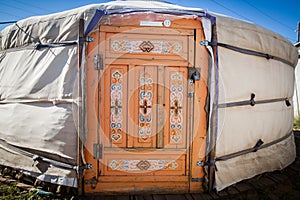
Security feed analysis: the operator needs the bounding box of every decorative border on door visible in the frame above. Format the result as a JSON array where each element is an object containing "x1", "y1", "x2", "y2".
[
  {"x1": 170, "y1": 72, "x2": 184, "y2": 144},
  {"x1": 109, "y1": 159, "x2": 179, "y2": 171},
  {"x1": 111, "y1": 40, "x2": 182, "y2": 54},
  {"x1": 138, "y1": 72, "x2": 153, "y2": 141},
  {"x1": 110, "y1": 70, "x2": 123, "y2": 142}
]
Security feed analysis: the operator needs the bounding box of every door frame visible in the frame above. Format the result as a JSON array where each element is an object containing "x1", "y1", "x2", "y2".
[{"x1": 83, "y1": 16, "x2": 209, "y2": 194}]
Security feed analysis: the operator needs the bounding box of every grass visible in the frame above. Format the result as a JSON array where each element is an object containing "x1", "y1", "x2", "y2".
[
  {"x1": 0, "y1": 184, "x2": 57, "y2": 200},
  {"x1": 294, "y1": 117, "x2": 300, "y2": 130},
  {"x1": 0, "y1": 184, "x2": 33, "y2": 200}
]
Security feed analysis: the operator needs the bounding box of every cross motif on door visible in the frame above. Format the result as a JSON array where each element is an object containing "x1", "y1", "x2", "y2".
[
  {"x1": 170, "y1": 100, "x2": 182, "y2": 116},
  {"x1": 140, "y1": 99, "x2": 151, "y2": 114},
  {"x1": 111, "y1": 99, "x2": 122, "y2": 115}
]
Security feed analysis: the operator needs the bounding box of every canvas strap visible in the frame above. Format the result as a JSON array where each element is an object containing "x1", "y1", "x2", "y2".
[
  {"x1": 200, "y1": 40, "x2": 295, "y2": 67},
  {"x1": 215, "y1": 131, "x2": 293, "y2": 162}
]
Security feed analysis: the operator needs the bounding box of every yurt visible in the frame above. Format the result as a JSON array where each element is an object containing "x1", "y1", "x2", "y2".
[{"x1": 0, "y1": 0, "x2": 298, "y2": 195}]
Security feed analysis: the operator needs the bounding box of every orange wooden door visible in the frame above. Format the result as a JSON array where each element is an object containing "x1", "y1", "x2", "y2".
[
  {"x1": 84, "y1": 22, "x2": 208, "y2": 194},
  {"x1": 99, "y1": 65, "x2": 189, "y2": 180}
]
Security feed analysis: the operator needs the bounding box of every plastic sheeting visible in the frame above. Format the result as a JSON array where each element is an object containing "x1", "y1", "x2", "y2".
[{"x1": 0, "y1": 0, "x2": 298, "y2": 191}]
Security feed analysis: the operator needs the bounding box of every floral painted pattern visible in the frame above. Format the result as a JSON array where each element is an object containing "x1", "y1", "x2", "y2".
[
  {"x1": 138, "y1": 73, "x2": 153, "y2": 141},
  {"x1": 109, "y1": 159, "x2": 179, "y2": 171},
  {"x1": 170, "y1": 72, "x2": 184, "y2": 143},
  {"x1": 111, "y1": 40, "x2": 182, "y2": 54},
  {"x1": 110, "y1": 70, "x2": 123, "y2": 142}
]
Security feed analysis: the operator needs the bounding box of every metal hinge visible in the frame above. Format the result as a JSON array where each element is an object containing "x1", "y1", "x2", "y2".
[
  {"x1": 93, "y1": 143, "x2": 103, "y2": 159},
  {"x1": 85, "y1": 177, "x2": 98, "y2": 185},
  {"x1": 94, "y1": 54, "x2": 103, "y2": 70},
  {"x1": 192, "y1": 178, "x2": 204, "y2": 182}
]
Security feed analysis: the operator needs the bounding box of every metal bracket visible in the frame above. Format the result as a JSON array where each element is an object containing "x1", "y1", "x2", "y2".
[
  {"x1": 94, "y1": 54, "x2": 103, "y2": 70},
  {"x1": 87, "y1": 37, "x2": 94, "y2": 42},
  {"x1": 200, "y1": 40, "x2": 217, "y2": 46},
  {"x1": 196, "y1": 161, "x2": 203, "y2": 167},
  {"x1": 188, "y1": 79, "x2": 194, "y2": 97},
  {"x1": 76, "y1": 164, "x2": 93, "y2": 174},
  {"x1": 93, "y1": 143, "x2": 103, "y2": 159},
  {"x1": 285, "y1": 98, "x2": 291, "y2": 107},
  {"x1": 250, "y1": 93, "x2": 256, "y2": 106}
]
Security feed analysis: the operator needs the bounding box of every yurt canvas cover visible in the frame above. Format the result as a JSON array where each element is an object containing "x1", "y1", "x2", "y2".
[
  {"x1": 0, "y1": 0, "x2": 298, "y2": 192},
  {"x1": 293, "y1": 44, "x2": 300, "y2": 117}
]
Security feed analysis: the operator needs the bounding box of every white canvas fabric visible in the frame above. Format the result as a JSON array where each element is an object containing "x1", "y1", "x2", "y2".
[
  {"x1": 0, "y1": 46, "x2": 78, "y2": 100},
  {"x1": 293, "y1": 47, "x2": 300, "y2": 117},
  {"x1": 214, "y1": 16, "x2": 297, "y2": 191},
  {"x1": 218, "y1": 48, "x2": 294, "y2": 104},
  {"x1": 0, "y1": 0, "x2": 298, "y2": 191},
  {"x1": 215, "y1": 15, "x2": 298, "y2": 66},
  {"x1": 215, "y1": 134, "x2": 296, "y2": 191}
]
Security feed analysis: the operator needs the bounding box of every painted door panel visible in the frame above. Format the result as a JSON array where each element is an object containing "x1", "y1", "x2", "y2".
[
  {"x1": 84, "y1": 23, "x2": 208, "y2": 194},
  {"x1": 100, "y1": 64, "x2": 188, "y2": 175}
]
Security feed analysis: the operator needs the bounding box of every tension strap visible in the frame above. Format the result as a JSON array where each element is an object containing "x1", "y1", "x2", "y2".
[
  {"x1": 35, "y1": 41, "x2": 77, "y2": 50},
  {"x1": 200, "y1": 40, "x2": 294, "y2": 67},
  {"x1": 215, "y1": 131, "x2": 293, "y2": 162},
  {"x1": 218, "y1": 95, "x2": 290, "y2": 108}
]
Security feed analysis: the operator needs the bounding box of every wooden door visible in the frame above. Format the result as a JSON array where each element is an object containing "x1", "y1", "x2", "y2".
[
  {"x1": 99, "y1": 64, "x2": 189, "y2": 180},
  {"x1": 84, "y1": 21, "x2": 208, "y2": 194}
]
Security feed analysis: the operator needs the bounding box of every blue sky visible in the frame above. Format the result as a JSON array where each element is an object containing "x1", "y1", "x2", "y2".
[{"x1": 0, "y1": 0, "x2": 299, "y2": 44}]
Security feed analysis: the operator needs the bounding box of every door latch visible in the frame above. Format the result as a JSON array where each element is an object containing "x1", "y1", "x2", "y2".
[
  {"x1": 188, "y1": 67, "x2": 201, "y2": 82},
  {"x1": 94, "y1": 54, "x2": 103, "y2": 70}
]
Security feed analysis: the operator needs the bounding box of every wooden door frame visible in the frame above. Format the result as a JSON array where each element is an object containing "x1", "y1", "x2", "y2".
[{"x1": 83, "y1": 16, "x2": 209, "y2": 194}]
